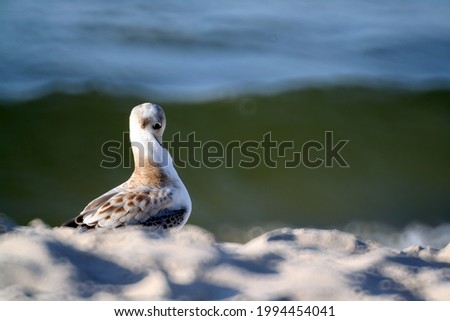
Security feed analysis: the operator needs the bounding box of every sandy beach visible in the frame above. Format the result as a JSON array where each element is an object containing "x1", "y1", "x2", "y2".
[{"x1": 1, "y1": 218, "x2": 449, "y2": 300}]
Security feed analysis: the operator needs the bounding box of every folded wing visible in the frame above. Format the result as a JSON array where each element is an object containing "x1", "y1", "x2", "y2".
[{"x1": 71, "y1": 187, "x2": 174, "y2": 228}]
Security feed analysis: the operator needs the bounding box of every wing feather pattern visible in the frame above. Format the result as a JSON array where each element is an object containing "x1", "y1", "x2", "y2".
[{"x1": 73, "y1": 187, "x2": 173, "y2": 228}]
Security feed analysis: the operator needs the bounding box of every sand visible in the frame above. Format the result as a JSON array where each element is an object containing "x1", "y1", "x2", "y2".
[{"x1": 0, "y1": 218, "x2": 449, "y2": 300}]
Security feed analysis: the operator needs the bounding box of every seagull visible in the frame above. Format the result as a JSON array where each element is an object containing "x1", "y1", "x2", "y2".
[{"x1": 63, "y1": 102, "x2": 191, "y2": 230}]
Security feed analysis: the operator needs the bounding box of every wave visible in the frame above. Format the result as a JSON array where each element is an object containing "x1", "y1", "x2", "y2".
[{"x1": 1, "y1": 0, "x2": 450, "y2": 101}]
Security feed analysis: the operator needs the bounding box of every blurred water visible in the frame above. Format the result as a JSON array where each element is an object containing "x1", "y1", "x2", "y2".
[
  {"x1": 1, "y1": 89, "x2": 449, "y2": 243},
  {"x1": 1, "y1": 0, "x2": 450, "y2": 101}
]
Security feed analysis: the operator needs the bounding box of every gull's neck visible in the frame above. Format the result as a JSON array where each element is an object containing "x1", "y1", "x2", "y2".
[{"x1": 129, "y1": 129, "x2": 179, "y2": 188}]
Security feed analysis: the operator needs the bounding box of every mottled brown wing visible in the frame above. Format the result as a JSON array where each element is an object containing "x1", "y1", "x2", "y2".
[{"x1": 79, "y1": 187, "x2": 173, "y2": 228}]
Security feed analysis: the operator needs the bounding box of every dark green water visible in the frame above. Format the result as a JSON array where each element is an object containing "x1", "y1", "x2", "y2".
[{"x1": 1, "y1": 87, "x2": 449, "y2": 241}]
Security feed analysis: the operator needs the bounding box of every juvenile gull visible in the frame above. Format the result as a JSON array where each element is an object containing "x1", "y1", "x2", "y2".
[{"x1": 63, "y1": 103, "x2": 191, "y2": 230}]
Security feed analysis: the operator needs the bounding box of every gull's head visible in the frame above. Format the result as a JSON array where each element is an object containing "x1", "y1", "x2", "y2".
[{"x1": 130, "y1": 102, "x2": 166, "y2": 145}]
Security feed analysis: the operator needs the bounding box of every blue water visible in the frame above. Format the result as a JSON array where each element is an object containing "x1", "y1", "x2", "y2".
[{"x1": 1, "y1": 0, "x2": 450, "y2": 101}]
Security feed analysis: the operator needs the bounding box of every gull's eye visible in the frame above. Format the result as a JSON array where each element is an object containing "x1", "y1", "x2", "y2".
[{"x1": 152, "y1": 122, "x2": 162, "y2": 130}]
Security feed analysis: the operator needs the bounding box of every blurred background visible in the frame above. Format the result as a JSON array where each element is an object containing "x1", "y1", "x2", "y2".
[{"x1": 1, "y1": 0, "x2": 449, "y2": 246}]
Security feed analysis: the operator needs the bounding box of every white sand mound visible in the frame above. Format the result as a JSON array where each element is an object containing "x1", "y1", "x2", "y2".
[{"x1": 0, "y1": 221, "x2": 449, "y2": 300}]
